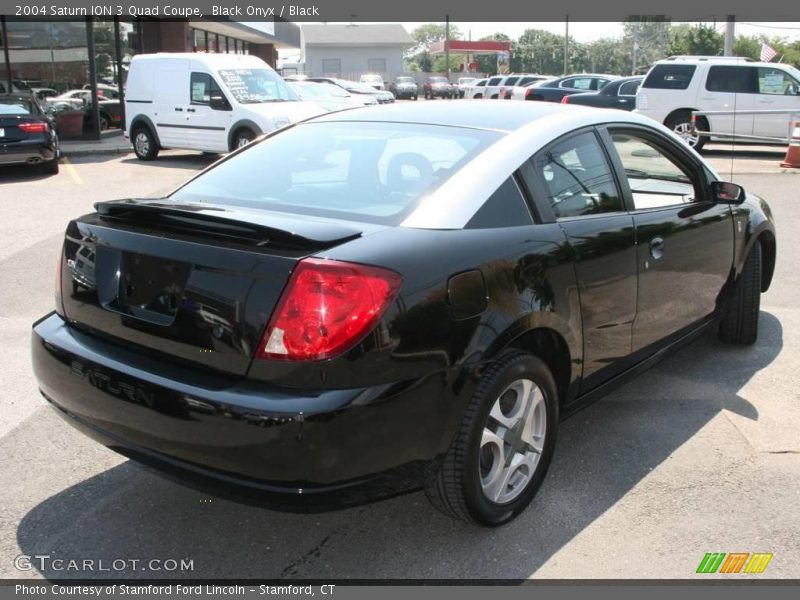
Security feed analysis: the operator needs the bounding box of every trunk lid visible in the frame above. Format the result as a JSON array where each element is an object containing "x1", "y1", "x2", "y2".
[{"x1": 60, "y1": 199, "x2": 363, "y2": 376}]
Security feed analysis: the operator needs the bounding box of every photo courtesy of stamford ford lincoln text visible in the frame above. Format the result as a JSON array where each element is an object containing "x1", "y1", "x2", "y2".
[{"x1": 0, "y1": 0, "x2": 798, "y2": 598}]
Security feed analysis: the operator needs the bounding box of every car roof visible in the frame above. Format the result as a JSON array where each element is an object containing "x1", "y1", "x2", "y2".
[
  {"x1": 310, "y1": 99, "x2": 648, "y2": 133},
  {"x1": 653, "y1": 56, "x2": 792, "y2": 69},
  {"x1": 130, "y1": 52, "x2": 270, "y2": 70}
]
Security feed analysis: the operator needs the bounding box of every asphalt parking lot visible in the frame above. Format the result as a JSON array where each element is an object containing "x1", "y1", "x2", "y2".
[{"x1": 0, "y1": 144, "x2": 798, "y2": 580}]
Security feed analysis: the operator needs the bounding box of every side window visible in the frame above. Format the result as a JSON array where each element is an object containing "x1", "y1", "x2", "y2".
[
  {"x1": 536, "y1": 131, "x2": 622, "y2": 219},
  {"x1": 706, "y1": 66, "x2": 754, "y2": 93},
  {"x1": 488, "y1": 77, "x2": 502, "y2": 86},
  {"x1": 609, "y1": 130, "x2": 697, "y2": 210},
  {"x1": 757, "y1": 68, "x2": 800, "y2": 96},
  {"x1": 190, "y1": 72, "x2": 223, "y2": 105},
  {"x1": 504, "y1": 76, "x2": 520, "y2": 86},
  {"x1": 565, "y1": 78, "x2": 592, "y2": 90},
  {"x1": 367, "y1": 58, "x2": 386, "y2": 72},
  {"x1": 466, "y1": 176, "x2": 533, "y2": 229},
  {"x1": 643, "y1": 64, "x2": 696, "y2": 90},
  {"x1": 618, "y1": 80, "x2": 641, "y2": 96},
  {"x1": 594, "y1": 79, "x2": 611, "y2": 90}
]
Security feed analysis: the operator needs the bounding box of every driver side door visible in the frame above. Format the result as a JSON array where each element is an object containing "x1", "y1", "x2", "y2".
[{"x1": 601, "y1": 125, "x2": 734, "y2": 353}]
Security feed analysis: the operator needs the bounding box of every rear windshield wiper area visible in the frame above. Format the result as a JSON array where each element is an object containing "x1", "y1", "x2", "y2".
[{"x1": 94, "y1": 199, "x2": 362, "y2": 250}]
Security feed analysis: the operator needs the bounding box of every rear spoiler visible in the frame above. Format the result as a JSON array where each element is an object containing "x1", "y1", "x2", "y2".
[{"x1": 95, "y1": 199, "x2": 362, "y2": 250}]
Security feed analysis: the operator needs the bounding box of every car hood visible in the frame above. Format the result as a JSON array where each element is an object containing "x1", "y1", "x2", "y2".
[{"x1": 238, "y1": 100, "x2": 326, "y2": 126}]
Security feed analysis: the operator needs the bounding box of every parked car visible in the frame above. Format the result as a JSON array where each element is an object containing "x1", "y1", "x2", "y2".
[
  {"x1": 45, "y1": 90, "x2": 93, "y2": 111},
  {"x1": 124, "y1": 53, "x2": 325, "y2": 160},
  {"x1": 305, "y1": 77, "x2": 395, "y2": 104},
  {"x1": 455, "y1": 76, "x2": 478, "y2": 98},
  {"x1": 287, "y1": 81, "x2": 369, "y2": 112},
  {"x1": 636, "y1": 55, "x2": 800, "y2": 151},
  {"x1": 389, "y1": 76, "x2": 419, "y2": 100},
  {"x1": 500, "y1": 75, "x2": 553, "y2": 100},
  {"x1": 83, "y1": 99, "x2": 124, "y2": 131},
  {"x1": 33, "y1": 101, "x2": 775, "y2": 526},
  {"x1": 479, "y1": 75, "x2": 505, "y2": 99},
  {"x1": 82, "y1": 83, "x2": 121, "y2": 99},
  {"x1": 31, "y1": 87, "x2": 59, "y2": 103},
  {"x1": 561, "y1": 76, "x2": 643, "y2": 110},
  {"x1": 359, "y1": 74, "x2": 385, "y2": 91},
  {"x1": 521, "y1": 74, "x2": 618, "y2": 102},
  {"x1": 0, "y1": 93, "x2": 60, "y2": 174},
  {"x1": 463, "y1": 78, "x2": 489, "y2": 99},
  {"x1": 499, "y1": 74, "x2": 550, "y2": 99},
  {"x1": 510, "y1": 79, "x2": 556, "y2": 100},
  {"x1": 423, "y1": 76, "x2": 455, "y2": 99}
]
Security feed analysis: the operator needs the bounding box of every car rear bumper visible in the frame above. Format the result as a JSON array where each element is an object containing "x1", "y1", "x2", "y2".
[
  {"x1": 32, "y1": 313, "x2": 456, "y2": 510},
  {"x1": 0, "y1": 140, "x2": 57, "y2": 166}
]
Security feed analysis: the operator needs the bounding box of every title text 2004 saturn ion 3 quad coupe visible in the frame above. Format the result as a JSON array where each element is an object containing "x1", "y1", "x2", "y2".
[{"x1": 32, "y1": 101, "x2": 776, "y2": 526}]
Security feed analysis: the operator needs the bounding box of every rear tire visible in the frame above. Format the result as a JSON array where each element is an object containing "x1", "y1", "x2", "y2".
[
  {"x1": 132, "y1": 125, "x2": 159, "y2": 161},
  {"x1": 40, "y1": 158, "x2": 59, "y2": 175},
  {"x1": 719, "y1": 242, "x2": 762, "y2": 345},
  {"x1": 425, "y1": 351, "x2": 559, "y2": 526},
  {"x1": 665, "y1": 111, "x2": 707, "y2": 152}
]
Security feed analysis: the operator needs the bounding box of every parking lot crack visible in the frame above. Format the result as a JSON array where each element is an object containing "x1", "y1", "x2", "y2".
[{"x1": 278, "y1": 508, "x2": 367, "y2": 578}]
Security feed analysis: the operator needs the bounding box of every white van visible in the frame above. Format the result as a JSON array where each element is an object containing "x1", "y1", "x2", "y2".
[
  {"x1": 124, "y1": 53, "x2": 325, "y2": 160},
  {"x1": 635, "y1": 56, "x2": 800, "y2": 151}
]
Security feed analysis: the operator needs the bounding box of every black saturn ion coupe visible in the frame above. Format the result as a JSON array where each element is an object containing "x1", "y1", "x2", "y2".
[{"x1": 33, "y1": 101, "x2": 776, "y2": 526}]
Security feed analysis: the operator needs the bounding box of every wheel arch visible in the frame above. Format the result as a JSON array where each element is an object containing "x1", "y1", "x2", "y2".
[
  {"x1": 664, "y1": 107, "x2": 705, "y2": 127},
  {"x1": 227, "y1": 119, "x2": 263, "y2": 151},
  {"x1": 505, "y1": 328, "x2": 573, "y2": 407},
  {"x1": 128, "y1": 115, "x2": 160, "y2": 147},
  {"x1": 757, "y1": 229, "x2": 776, "y2": 292}
]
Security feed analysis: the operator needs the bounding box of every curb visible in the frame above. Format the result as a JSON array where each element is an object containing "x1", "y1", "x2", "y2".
[{"x1": 60, "y1": 146, "x2": 132, "y2": 157}]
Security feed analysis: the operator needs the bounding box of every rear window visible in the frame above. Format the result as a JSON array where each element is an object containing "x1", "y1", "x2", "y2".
[
  {"x1": 0, "y1": 101, "x2": 32, "y2": 114},
  {"x1": 643, "y1": 64, "x2": 697, "y2": 90},
  {"x1": 171, "y1": 122, "x2": 501, "y2": 226}
]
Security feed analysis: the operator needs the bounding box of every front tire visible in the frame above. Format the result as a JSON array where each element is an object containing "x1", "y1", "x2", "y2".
[
  {"x1": 666, "y1": 111, "x2": 707, "y2": 152},
  {"x1": 426, "y1": 352, "x2": 559, "y2": 526},
  {"x1": 132, "y1": 126, "x2": 159, "y2": 161},
  {"x1": 719, "y1": 242, "x2": 762, "y2": 345},
  {"x1": 231, "y1": 128, "x2": 255, "y2": 150}
]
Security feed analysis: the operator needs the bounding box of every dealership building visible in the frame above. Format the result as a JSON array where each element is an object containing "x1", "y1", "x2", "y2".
[{"x1": 0, "y1": 17, "x2": 301, "y2": 139}]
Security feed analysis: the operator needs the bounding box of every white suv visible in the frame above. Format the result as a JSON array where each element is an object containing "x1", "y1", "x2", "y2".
[{"x1": 636, "y1": 56, "x2": 800, "y2": 151}]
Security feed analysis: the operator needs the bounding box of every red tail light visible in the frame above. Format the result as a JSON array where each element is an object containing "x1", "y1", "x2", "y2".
[
  {"x1": 18, "y1": 121, "x2": 48, "y2": 134},
  {"x1": 257, "y1": 258, "x2": 402, "y2": 361},
  {"x1": 525, "y1": 88, "x2": 533, "y2": 99},
  {"x1": 561, "y1": 95, "x2": 570, "y2": 104}
]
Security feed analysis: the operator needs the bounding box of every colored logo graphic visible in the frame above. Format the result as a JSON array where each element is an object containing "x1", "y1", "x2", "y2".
[{"x1": 696, "y1": 553, "x2": 773, "y2": 574}]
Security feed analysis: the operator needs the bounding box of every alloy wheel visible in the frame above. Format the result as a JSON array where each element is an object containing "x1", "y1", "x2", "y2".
[
  {"x1": 479, "y1": 378, "x2": 547, "y2": 504},
  {"x1": 672, "y1": 122, "x2": 701, "y2": 148},
  {"x1": 134, "y1": 132, "x2": 149, "y2": 156}
]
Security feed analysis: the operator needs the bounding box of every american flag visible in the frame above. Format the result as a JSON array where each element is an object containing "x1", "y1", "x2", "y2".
[{"x1": 760, "y1": 43, "x2": 778, "y2": 62}]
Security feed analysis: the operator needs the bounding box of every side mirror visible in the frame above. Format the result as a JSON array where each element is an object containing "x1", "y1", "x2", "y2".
[
  {"x1": 209, "y1": 94, "x2": 230, "y2": 111},
  {"x1": 711, "y1": 181, "x2": 746, "y2": 204}
]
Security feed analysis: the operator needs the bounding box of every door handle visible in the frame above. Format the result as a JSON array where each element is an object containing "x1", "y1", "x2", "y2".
[
  {"x1": 186, "y1": 108, "x2": 196, "y2": 113},
  {"x1": 174, "y1": 107, "x2": 183, "y2": 112},
  {"x1": 650, "y1": 236, "x2": 665, "y2": 260}
]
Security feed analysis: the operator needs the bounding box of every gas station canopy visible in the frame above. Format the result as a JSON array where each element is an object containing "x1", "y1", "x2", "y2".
[{"x1": 429, "y1": 40, "x2": 511, "y2": 55}]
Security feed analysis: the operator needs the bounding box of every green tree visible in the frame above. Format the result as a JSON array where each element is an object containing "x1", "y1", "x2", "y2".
[
  {"x1": 406, "y1": 23, "x2": 463, "y2": 73},
  {"x1": 624, "y1": 17, "x2": 671, "y2": 74},
  {"x1": 668, "y1": 24, "x2": 723, "y2": 56},
  {"x1": 512, "y1": 29, "x2": 572, "y2": 75}
]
